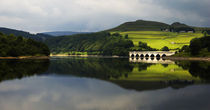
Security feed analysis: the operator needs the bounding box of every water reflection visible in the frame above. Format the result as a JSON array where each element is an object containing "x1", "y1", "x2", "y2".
[
  {"x1": 129, "y1": 57, "x2": 174, "y2": 64},
  {"x1": 0, "y1": 58, "x2": 210, "y2": 91},
  {"x1": 0, "y1": 59, "x2": 49, "y2": 82},
  {"x1": 47, "y1": 57, "x2": 210, "y2": 91},
  {"x1": 0, "y1": 57, "x2": 210, "y2": 110},
  {"x1": 1, "y1": 76, "x2": 210, "y2": 110}
]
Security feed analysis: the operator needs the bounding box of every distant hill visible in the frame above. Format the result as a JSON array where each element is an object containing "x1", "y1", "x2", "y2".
[
  {"x1": 171, "y1": 22, "x2": 188, "y2": 27},
  {"x1": 107, "y1": 20, "x2": 210, "y2": 32},
  {"x1": 0, "y1": 27, "x2": 52, "y2": 41},
  {"x1": 41, "y1": 31, "x2": 92, "y2": 36},
  {"x1": 108, "y1": 20, "x2": 170, "y2": 31}
]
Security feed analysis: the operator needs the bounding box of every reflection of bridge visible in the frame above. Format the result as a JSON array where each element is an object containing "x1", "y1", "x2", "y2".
[
  {"x1": 129, "y1": 51, "x2": 175, "y2": 58},
  {"x1": 129, "y1": 57, "x2": 175, "y2": 64}
]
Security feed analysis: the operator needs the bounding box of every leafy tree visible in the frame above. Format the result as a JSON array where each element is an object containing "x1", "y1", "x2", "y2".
[
  {"x1": 125, "y1": 34, "x2": 128, "y2": 39},
  {"x1": 161, "y1": 46, "x2": 170, "y2": 51},
  {"x1": 179, "y1": 45, "x2": 190, "y2": 52},
  {"x1": 189, "y1": 38, "x2": 202, "y2": 55},
  {"x1": 203, "y1": 31, "x2": 208, "y2": 37},
  {"x1": 139, "y1": 41, "x2": 148, "y2": 48}
]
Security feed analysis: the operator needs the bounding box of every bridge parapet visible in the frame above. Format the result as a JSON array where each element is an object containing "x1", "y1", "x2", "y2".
[{"x1": 129, "y1": 51, "x2": 175, "y2": 57}]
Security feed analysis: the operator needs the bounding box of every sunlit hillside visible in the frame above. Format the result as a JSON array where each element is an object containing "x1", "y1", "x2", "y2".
[{"x1": 118, "y1": 31, "x2": 203, "y2": 50}]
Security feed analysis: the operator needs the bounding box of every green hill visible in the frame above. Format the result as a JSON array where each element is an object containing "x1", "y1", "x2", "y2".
[
  {"x1": 45, "y1": 32, "x2": 134, "y2": 56},
  {"x1": 0, "y1": 27, "x2": 52, "y2": 41},
  {"x1": 0, "y1": 32, "x2": 50, "y2": 57},
  {"x1": 171, "y1": 22, "x2": 189, "y2": 27},
  {"x1": 108, "y1": 20, "x2": 170, "y2": 31},
  {"x1": 107, "y1": 20, "x2": 210, "y2": 32}
]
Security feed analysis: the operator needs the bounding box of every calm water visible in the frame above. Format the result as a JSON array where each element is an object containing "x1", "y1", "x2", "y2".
[{"x1": 0, "y1": 57, "x2": 210, "y2": 110}]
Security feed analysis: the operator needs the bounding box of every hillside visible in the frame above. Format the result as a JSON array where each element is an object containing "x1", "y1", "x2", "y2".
[
  {"x1": 0, "y1": 27, "x2": 52, "y2": 41},
  {"x1": 0, "y1": 33, "x2": 50, "y2": 57},
  {"x1": 42, "y1": 31, "x2": 91, "y2": 36},
  {"x1": 108, "y1": 20, "x2": 170, "y2": 31},
  {"x1": 119, "y1": 31, "x2": 203, "y2": 50},
  {"x1": 171, "y1": 22, "x2": 188, "y2": 27},
  {"x1": 45, "y1": 32, "x2": 134, "y2": 56}
]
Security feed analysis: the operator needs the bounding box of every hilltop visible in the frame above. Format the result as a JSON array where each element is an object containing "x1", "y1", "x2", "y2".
[
  {"x1": 108, "y1": 20, "x2": 170, "y2": 31},
  {"x1": 107, "y1": 20, "x2": 210, "y2": 32}
]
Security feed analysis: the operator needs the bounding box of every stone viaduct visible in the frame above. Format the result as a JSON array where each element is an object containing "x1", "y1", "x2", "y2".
[{"x1": 129, "y1": 51, "x2": 175, "y2": 58}]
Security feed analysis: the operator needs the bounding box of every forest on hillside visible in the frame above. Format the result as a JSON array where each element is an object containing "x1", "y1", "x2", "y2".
[
  {"x1": 0, "y1": 32, "x2": 50, "y2": 57},
  {"x1": 45, "y1": 32, "x2": 134, "y2": 56}
]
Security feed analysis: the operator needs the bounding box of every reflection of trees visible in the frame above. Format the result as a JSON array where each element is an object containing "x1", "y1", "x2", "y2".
[
  {"x1": 138, "y1": 63, "x2": 152, "y2": 71},
  {"x1": 177, "y1": 61, "x2": 210, "y2": 81},
  {"x1": 189, "y1": 62, "x2": 210, "y2": 81},
  {"x1": 0, "y1": 59, "x2": 50, "y2": 82},
  {"x1": 162, "y1": 64, "x2": 169, "y2": 68},
  {"x1": 48, "y1": 58, "x2": 134, "y2": 80}
]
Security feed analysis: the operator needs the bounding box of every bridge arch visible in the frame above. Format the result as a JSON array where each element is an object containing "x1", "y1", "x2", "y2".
[
  {"x1": 150, "y1": 54, "x2": 155, "y2": 57},
  {"x1": 156, "y1": 54, "x2": 160, "y2": 57},
  {"x1": 136, "y1": 54, "x2": 139, "y2": 57},
  {"x1": 162, "y1": 54, "x2": 166, "y2": 57},
  {"x1": 145, "y1": 54, "x2": 149, "y2": 57},
  {"x1": 131, "y1": 54, "x2": 134, "y2": 57},
  {"x1": 140, "y1": 54, "x2": 144, "y2": 57}
]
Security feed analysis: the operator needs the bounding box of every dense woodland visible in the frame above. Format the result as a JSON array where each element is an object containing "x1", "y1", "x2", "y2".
[
  {"x1": 0, "y1": 32, "x2": 50, "y2": 57},
  {"x1": 45, "y1": 32, "x2": 134, "y2": 56},
  {"x1": 177, "y1": 32, "x2": 210, "y2": 56}
]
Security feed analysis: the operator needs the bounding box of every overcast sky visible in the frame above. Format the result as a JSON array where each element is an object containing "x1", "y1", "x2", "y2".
[{"x1": 0, "y1": 0, "x2": 209, "y2": 33}]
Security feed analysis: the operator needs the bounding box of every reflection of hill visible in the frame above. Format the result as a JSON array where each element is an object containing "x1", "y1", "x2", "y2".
[
  {"x1": 111, "y1": 80, "x2": 192, "y2": 92},
  {"x1": 2, "y1": 58, "x2": 209, "y2": 92},
  {"x1": 48, "y1": 58, "x2": 206, "y2": 91},
  {"x1": 48, "y1": 58, "x2": 133, "y2": 80},
  {"x1": 0, "y1": 59, "x2": 50, "y2": 82}
]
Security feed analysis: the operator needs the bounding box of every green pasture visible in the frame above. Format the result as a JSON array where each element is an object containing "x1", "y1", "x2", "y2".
[{"x1": 118, "y1": 31, "x2": 203, "y2": 50}]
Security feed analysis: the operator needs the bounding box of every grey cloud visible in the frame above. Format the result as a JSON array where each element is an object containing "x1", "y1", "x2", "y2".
[{"x1": 0, "y1": 0, "x2": 209, "y2": 32}]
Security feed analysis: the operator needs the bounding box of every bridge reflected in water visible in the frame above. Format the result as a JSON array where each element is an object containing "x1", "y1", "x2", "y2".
[{"x1": 129, "y1": 57, "x2": 175, "y2": 64}]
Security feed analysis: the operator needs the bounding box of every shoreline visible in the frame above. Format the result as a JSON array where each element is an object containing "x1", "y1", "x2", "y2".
[
  {"x1": 0, "y1": 56, "x2": 50, "y2": 60},
  {"x1": 165, "y1": 56, "x2": 210, "y2": 62},
  {"x1": 1, "y1": 55, "x2": 210, "y2": 61},
  {"x1": 50, "y1": 54, "x2": 120, "y2": 58},
  {"x1": 52, "y1": 55, "x2": 210, "y2": 61}
]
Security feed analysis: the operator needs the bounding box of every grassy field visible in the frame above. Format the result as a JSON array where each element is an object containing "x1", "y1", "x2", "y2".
[{"x1": 118, "y1": 31, "x2": 203, "y2": 50}]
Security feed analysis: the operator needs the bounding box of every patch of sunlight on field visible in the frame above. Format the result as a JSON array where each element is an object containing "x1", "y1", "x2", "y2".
[
  {"x1": 115, "y1": 64, "x2": 200, "y2": 82},
  {"x1": 118, "y1": 31, "x2": 203, "y2": 49}
]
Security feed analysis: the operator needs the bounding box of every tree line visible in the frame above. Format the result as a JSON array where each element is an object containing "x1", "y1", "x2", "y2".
[
  {"x1": 0, "y1": 32, "x2": 50, "y2": 57},
  {"x1": 178, "y1": 32, "x2": 210, "y2": 56}
]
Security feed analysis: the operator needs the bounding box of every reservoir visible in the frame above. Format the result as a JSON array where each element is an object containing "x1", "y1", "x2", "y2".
[{"x1": 0, "y1": 56, "x2": 209, "y2": 110}]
